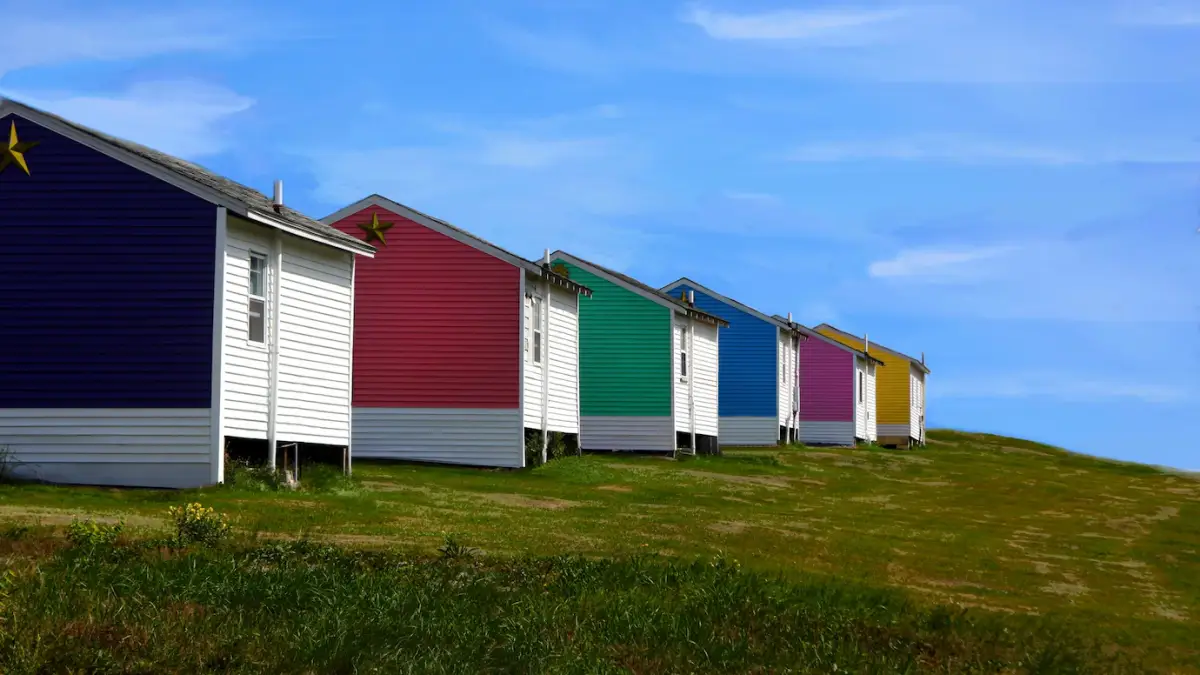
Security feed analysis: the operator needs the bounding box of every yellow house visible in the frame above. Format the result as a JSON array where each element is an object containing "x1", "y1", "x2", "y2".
[{"x1": 813, "y1": 324, "x2": 929, "y2": 448}]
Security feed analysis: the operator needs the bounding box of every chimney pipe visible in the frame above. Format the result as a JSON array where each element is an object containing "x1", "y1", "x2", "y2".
[
  {"x1": 787, "y1": 312, "x2": 792, "y2": 323},
  {"x1": 272, "y1": 180, "x2": 284, "y2": 213},
  {"x1": 688, "y1": 290, "x2": 695, "y2": 306},
  {"x1": 865, "y1": 333, "x2": 870, "y2": 353},
  {"x1": 544, "y1": 248, "x2": 550, "y2": 265},
  {"x1": 921, "y1": 351, "x2": 925, "y2": 364}
]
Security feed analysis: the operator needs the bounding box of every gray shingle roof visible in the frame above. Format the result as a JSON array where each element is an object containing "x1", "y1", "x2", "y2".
[
  {"x1": 0, "y1": 97, "x2": 372, "y2": 255},
  {"x1": 552, "y1": 252, "x2": 728, "y2": 327}
]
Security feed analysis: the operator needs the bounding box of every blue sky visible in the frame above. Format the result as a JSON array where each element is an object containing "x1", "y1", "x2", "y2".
[{"x1": 2, "y1": 0, "x2": 1197, "y2": 469}]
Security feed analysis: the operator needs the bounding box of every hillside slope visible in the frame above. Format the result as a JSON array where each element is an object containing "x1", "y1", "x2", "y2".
[{"x1": 1, "y1": 429, "x2": 1197, "y2": 669}]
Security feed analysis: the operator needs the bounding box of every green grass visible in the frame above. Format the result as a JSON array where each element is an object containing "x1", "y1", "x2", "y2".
[{"x1": 0, "y1": 429, "x2": 1197, "y2": 672}]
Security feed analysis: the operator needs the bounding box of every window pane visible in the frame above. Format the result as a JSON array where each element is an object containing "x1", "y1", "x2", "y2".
[
  {"x1": 248, "y1": 298, "x2": 265, "y2": 343},
  {"x1": 534, "y1": 333, "x2": 542, "y2": 363},
  {"x1": 249, "y1": 255, "x2": 265, "y2": 297},
  {"x1": 681, "y1": 352, "x2": 688, "y2": 377}
]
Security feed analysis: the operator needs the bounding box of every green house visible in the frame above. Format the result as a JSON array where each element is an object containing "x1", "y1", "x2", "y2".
[{"x1": 550, "y1": 252, "x2": 728, "y2": 454}]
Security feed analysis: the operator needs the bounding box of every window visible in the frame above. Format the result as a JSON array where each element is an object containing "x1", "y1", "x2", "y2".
[
  {"x1": 530, "y1": 295, "x2": 544, "y2": 364},
  {"x1": 858, "y1": 371, "x2": 864, "y2": 403},
  {"x1": 678, "y1": 326, "x2": 688, "y2": 381},
  {"x1": 247, "y1": 252, "x2": 267, "y2": 344}
]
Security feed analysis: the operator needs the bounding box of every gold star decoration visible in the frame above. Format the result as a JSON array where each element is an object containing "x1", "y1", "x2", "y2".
[
  {"x1": 551, "y1": 262, "x2": 570, "y2": 278},
  {"x1": 0, "y1": 121, "x2": 39, "y2": 176},
  {"x1": 357, "y1": 212, "x2": 394, "y2": 246}
]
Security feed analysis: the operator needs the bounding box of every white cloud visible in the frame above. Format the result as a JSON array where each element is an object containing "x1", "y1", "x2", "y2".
[
  {"x1": 682, "y1": 5, "x2": 908, "y2": 42},
  {"x1": 722, "y1": 190, "x2": 780, "y2": 203},
  {"x1": 786, "y1": 134, "x2": 1200, "y2": 165},
  {"x1": 1114, "y1": 1, "x2": 1200, "y2": 26},
  {"x1": 0, "y1": 7, "x2": 257, "y2": 77},
  {"x1": 788, "y1": 135, "x2": 1083, "y2": 165},
  {"x1": 935, "y1": 373, "x2": 1189, "y2": 404},
  {"x1": 304, "y1": 117, "x2": 661, "y2": 268},
  {"x1": 8, "y1": 81, "x2": 255, "y2": 158},
  {"x1": 480, "y1": 136, "x2": 611, "y2": 168},
  {"x1": 868, "y1": 245, "x2": 1017, "y2": 281},
  {"x1": 846, "y1": 231, "x2": 1198, "y2": 322}
]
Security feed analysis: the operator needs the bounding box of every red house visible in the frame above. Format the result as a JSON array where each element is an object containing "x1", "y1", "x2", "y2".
[{"x1": 322, "y1": 195, "x2": 590, "y2": 467}]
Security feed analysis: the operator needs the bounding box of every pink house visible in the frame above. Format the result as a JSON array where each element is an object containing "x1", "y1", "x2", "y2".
[{"x1": 777, "y1": 317, "x2": 883, "y2": 446}]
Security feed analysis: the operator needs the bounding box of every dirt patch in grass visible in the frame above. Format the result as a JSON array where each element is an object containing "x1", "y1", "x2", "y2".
[
  {"x1": 597, "y1": 485, "x2": 632, "y2": 493},
  {"x1": 678, "y1": 470, "x2": 791, "y2": 489},
  {"x1": 480, "y1": 493, "x2": 580, "y2": 510},
  {"x1": 1043, "y1": 580, "x2": 1089, "y2": 598},
  {"x1": 708, "y1": 521, "x2": 749, "y2": 534},
  {"x1": 0, "y1": 506, "x2": 162, "y2": 528},
  {"x1": 362, "y1": 481, "x2": 430, "y2": 493},
  {"x1": 999, "y1": 445, "x2": 1050, "y2": 457}
]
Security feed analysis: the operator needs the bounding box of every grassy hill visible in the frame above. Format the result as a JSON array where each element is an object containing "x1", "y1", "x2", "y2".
[{"x1": 0, "y1": 429, "x2": 1197, "y2": 672}]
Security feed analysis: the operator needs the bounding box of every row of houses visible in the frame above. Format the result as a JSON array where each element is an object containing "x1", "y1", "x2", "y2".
[{"x1": 0, "y1": 98, "x2": 929, "y2": 489}]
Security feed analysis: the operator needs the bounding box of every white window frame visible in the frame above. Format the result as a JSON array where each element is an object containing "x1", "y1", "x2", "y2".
[
  {"x1": 678, "y1": 325, "x2": 689, "y2": 382},
  {"x1": 530, "y1": 294, "x2": 544, "y2": 365},
  {"x1": 247, "y1": 251, "x2": 268, "y2": 345}
]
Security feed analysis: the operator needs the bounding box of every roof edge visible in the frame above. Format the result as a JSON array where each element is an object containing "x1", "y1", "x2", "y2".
[{"x1": 552, "y1": 252, "x2": 728, "y2": 327}]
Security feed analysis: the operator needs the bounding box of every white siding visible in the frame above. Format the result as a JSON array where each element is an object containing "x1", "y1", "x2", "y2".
[
  {"x1": 781, "y1": 332, "x2": 798, "y2": 433},
  {"x1": 855, "y1": 356, "x2": 868, "y2": 440},
  {"x1": 798, "y1": 420, "x2": 856, "y2": 446},
  {"x1": 910, "y1": 367, "x2": 926, "y2": 443},
  {"x1": 777, "y1": 330, "x2": 789, "y2": 428},
  {"x1": 223, "y1": 219, "x2": 271, "y2": 438},
  {"x1": 718, "y1": 417, "x2": 777, "y2": 446},
  {"x1": 223, "y1": 217, "x2": 353, "y2": 447},
  {"x1": 673, "y1": 319, "x2": 689, "y2": 433},
  {"x1": 276, "y1": 236, "x2": 353, "y2": 446},
  {"x1": 866, "y1": 361, "x2": 878, "y2": 442},
  {"x1": 581, "y1": 416, "x2": 674, "y2": 452},
  {"x1": 693, "y1": 320, "x2": 719, "y2": 437},
  {"x1": 547, "y1": 286, "x2": 580, "y2": 434},
  {"x1": 522, "y1": 292, "x2": 543, "y2": 430},
  {"x1": 353, "y1": 408, "x2": 522, "y2": 467},
  {"x1": 0, "y1": 409, "x2": 212, "y2": 488}
]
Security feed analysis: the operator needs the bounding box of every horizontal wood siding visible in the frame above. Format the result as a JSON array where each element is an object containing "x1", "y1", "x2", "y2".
[
  {"x1": 0, "y1": 113, "x2": 214, "y2": 409},
  {"x1": 0, "y1": 409, "x2": 212, "y2": 488},
  {"x1": 522, "y1": 291, "x2": 543, "y2": 429},
  {"x1": 718, "y1": 417, "x2": 777, "y2": 446},
  {"x1": 555, "y1": 260, "x2": 671, "y2": 417},
  {"x1": 674, "y1": 320, "x2": 688, "y2": 433},
  {"x1": 798, "y1": 420, "x2": 856, "y2": 446},
  {"x1": 580, "y1": 416, "x2": 674, "y2": 452},
  {"x1": 866, "y1": 362, "x2": 878, "y2": 442},
  {"x1": 667, "y1": 284, "x2": 775, "y2": 418},
  {"x1": 814, "y1": 328, "x2": 912, "y2": 429},
  {"x1": 910, "y1": 367, "x2": 925, "y2": 442},
  {"x1": 547, "y1": 286, "x2": 580, "y2": 434},
  {"x1": 222, "y1": 219, "x2": 271, "y2": 438},
  {"x1": 693, "y1": 320, "x2": 719, "y2": 437},
  {"x1": 855, "y1": 356, "x2": 867, "y2": 439},
  {"x1": 798, "y1": 337, "x2": 853, "y2": 422},
  {"x1": 329, "y1": 205, "x2": 520, "y2": 409},
  {"x1": 352, "y1": 408, "x2": 521, "y2": 467},
  {"x1": 277, "y1": 235, "x2": 354, "y2": 445}
]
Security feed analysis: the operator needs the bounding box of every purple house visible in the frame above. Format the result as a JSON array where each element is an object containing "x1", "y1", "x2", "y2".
[{"x1": 776, "y1": 317, "x2": 883, "y2": 446}]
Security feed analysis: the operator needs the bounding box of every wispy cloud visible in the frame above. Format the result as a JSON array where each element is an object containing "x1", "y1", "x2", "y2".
[
  {"x1": 786, "y1": 134, "x2": 1200, "y2": 165},
  {"x1": 304, "y1": 113, "x2": 662, "y2": 268},
  {"x1": 682, "y1": 5, "x2": 908, "y2": 43},
  {"x1": 5, "y1": 80, "x2": 255, "y2": 158},
  {"x1": 868, "y1": 245, "x2": 1018, "y2": 281},
  {"x1": 722, "y1": 190, "x2": 780, "y2": 204},
  {"x1": 1113, "y1": 1, "x2": 1200, "y2": 26},
  {"x1": 936, "y1": 373, "x2": 1190, "y2": 404},
  {"x1": 0, "y1": 6, "x2": 261, "y2": 77}
]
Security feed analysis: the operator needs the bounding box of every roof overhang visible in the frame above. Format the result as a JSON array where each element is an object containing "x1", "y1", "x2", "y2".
[{"x1": 554, "y1": 252, "x2": 728, "y2": 327}]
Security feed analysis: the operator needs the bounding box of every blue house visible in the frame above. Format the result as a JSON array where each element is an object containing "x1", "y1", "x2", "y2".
[
  {"x1": 661, "y1": 278, "x2": 800, "y2": 446},
  {"x1": 0, "y1": 98, "x2": 375, "y2": 488}
]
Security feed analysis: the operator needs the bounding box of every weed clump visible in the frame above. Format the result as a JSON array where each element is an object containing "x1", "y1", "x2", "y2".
[{"x1": 167, "y1": 503, "x2": 231, "y2": 548}]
